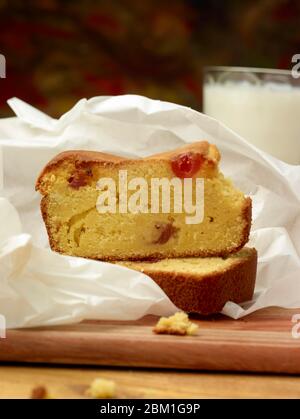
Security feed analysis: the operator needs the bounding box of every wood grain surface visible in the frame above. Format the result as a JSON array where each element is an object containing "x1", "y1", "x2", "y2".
[
  {"x1": 1, "y1": 365, "x2": 300, "y2": 399},
  {"x1": 1, "y1": 307, "x2": 300, "y2": 374}
]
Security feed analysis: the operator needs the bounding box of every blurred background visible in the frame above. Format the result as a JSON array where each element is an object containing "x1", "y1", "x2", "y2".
[{"x1": 0, "y1": 0, "x2": 299, "y2": 117}]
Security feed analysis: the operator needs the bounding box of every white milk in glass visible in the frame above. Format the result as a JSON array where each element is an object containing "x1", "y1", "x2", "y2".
[{"x1": 204, "y1": 78, "x2": 300, "y2": 165}]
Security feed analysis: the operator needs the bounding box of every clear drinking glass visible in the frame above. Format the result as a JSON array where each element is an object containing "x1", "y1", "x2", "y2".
[{"x1": 203, "y1": 66, "x2": 300, "y2": 165}]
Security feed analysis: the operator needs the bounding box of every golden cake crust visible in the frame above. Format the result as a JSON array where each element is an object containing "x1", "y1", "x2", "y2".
[
  {"x1": 117, "y1": 248, "x2": 257, "y2": 315},
  {"x1": 35, "y1": 141, "x2": 219, "y2": 193},
  {"x1": 146, "y1": 141, "x2": 220, "y2": 162}
]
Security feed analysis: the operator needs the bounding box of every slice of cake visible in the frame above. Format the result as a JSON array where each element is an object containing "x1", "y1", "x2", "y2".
[
  {"x1": 36, "y1": 141, "x2": 251, "y2": 261},
  {"x1": 117, "y1": 248, "x2": 257, "y2": 314}
]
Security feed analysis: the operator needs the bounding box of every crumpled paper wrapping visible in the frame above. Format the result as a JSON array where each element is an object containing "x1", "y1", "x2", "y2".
[{"x1": 0, "y1": 95, "x2": 299, "y2": 328}]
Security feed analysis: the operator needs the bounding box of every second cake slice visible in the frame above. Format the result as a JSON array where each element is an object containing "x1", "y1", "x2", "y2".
[{"x1": 117, "y1": 247, "x2": 257, "y2": 314}]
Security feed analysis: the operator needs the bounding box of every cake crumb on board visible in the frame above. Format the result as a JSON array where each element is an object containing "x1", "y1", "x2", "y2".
[
  {"x1": 30, "y1": 385, "x2": 52, "y2": 399},
  {"x1": 153, "y1": 312, "x2": 199, "y2": 336},
  {"x1": 86, "y1": 378, "x2": 116, "y2": 399}
]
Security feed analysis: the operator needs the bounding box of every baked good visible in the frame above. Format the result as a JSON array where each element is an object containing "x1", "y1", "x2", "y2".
[
  {"x1": 153, "y1": 312, "x2": 199, "y2": 335},
  {"x1": 36, "y1": 141, "x2": 251, "y2": 261},
  {"x1": 117, "y1": 248, "x2": 257, "y2": 314},
  {"x1": 30, "y1": 386, "x2": 50, "y2": 399},
  {"x1": 86, "y1": 378, "x2": 116, "y2": 399}
]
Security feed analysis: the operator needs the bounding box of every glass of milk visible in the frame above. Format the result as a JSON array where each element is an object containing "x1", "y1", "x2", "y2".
[{"x1": 203, "y1": 66, "x2": 300, "y2": 165}]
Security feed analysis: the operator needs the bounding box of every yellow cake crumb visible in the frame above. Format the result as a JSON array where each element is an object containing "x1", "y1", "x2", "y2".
[
  {"x1": 153, "y1": 312, "x2": 199, "y2": 336},
  {"x1": 86, "y1": 378, "x2": 116, "y2": 399}
]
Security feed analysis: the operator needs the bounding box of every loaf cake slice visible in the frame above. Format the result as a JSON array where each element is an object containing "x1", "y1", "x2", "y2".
[
  {"x1": 117, "y1": 248, "x2": 257, "y2": 315},
  {"x1": 36, "y1": 141, "x2": 251, "y2": 261}
]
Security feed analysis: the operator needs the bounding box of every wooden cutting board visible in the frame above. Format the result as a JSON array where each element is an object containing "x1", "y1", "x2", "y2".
[{"x1": 1, "y1": 307, "x2": 300, "y2": 374}]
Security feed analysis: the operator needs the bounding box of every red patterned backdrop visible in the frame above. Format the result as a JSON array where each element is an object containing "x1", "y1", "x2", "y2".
[{"x1": 0, "y1": 0, "x2": 299, "y2": 116}]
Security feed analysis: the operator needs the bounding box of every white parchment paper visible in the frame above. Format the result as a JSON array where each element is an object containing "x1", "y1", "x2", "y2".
[{"x1": 0, "y1": 95, "x2": 299, "y2": 328}]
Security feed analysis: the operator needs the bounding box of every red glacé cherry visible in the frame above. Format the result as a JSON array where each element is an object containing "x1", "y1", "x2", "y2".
[{"x1": 171, "y1": 152, "x2": 204, "y2": 178}]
